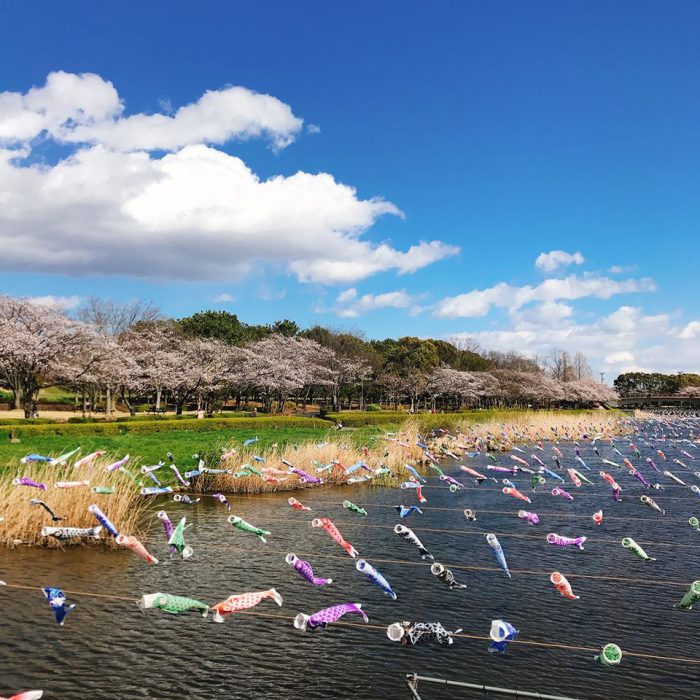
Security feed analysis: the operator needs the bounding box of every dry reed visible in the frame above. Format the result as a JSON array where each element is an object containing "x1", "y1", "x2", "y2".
[
  {"x1": 198, "y1": 427, "x2": 428, "y2": 495},
  {"x1": 195, "y1": 412, "x2": 633, "y2": 496},
  {"x1": 0, "y1": 456, "x2": 149, "y2": 549},
  {"x1": 0, "y1": 411, "x2": 633, "y2": 548}
]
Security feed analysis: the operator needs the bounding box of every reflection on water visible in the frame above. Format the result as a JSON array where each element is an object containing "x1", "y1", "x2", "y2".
[{"x1": 1, "y1": 436, "x2": 699, "y2": 699}]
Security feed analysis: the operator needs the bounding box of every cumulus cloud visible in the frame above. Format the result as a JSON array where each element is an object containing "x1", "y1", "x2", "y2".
[
  {"x1": 449, "y1": 303, "x2": 699, "y2": 376},
  {"x1": 511, "y1": 301, "x2": 573, "y2": 325},
  {"x1": 535, "y1": 250, "x2": 585, "y2": 272},
  {"x1": 257, "y1": 284, "x2": 286, "y2": 301},
  {"x1": 434, "y1": 274, "x2": 655, "y2": 318},
  {"x1": 336, "y1": 288, "x2": 358, "y2": 303},
  {"x1": 0, "y1": 71, "x2": 303, "y2": 151},
  {"x1": 27, "y1": 294, "x2": 83, "y2": 310},
  {"x1": 605, "y1": 351, "x2": 635, "y2": 364},
  {"x1": 679, "y1": 321, "x2": 700, "y2": 339},
  {"x1": 213, "y1": 293, "x2": 234, "y2": 303},
  {"x1": 335, "y1": 289, "x2": 415, "y2": 318},
  {"x1": 291, "y1": 240, "x2": 458, "y2": 285},
  {"x1": 0, "y1": 72, "x2": 459, "y2": 285}
]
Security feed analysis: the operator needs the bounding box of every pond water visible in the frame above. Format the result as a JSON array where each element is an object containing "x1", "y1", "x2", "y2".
[{"x1": 1, "y1": 425, "x2": 699, "y2": 699}]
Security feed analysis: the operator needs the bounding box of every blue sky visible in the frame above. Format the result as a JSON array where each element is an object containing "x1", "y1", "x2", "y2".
[{"x1": 1, "y1": 1, "x2": 699, "y2": 376}]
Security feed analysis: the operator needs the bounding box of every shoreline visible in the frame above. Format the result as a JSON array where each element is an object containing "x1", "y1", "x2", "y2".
[{"x1": 0, "y1": 411, "x2": 633, "y2": 549}]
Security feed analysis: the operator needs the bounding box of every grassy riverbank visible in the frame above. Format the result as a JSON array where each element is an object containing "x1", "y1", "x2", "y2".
[
  {"x1": 0, "y1": 410, "x2": 631, "y2": 548},
  {"x1": 0, "y1": 409, "x2": 624, "y2": 467},
  {"x1": 0, "y1": 425, "x2": 362, "y2": 467}
]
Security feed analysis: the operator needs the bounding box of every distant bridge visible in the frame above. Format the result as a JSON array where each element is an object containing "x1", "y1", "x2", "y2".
[{"x1": 610, "y1": 396, "x2": 700, "y2": 409}]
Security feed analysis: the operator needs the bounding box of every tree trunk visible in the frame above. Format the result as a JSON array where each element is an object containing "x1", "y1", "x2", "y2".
[
  {"x1": 332, "y1": 386, "x2": 339, "y2": 413},
  {"x1": 105, "y1": 387, "x2": 112, "y2": 415},
  {"x1": 155, "y1": 387, "x2": 162, "y2": 411},
  {"x1": 82, "y1": 389, "x2": 88, "y2": 418},
  {"x1": 12, "y1": 390, "x2": 20, "y2": 410},
  {"x1": 176, "y1": 398, "x2": 185, "y2": 416},
  {"x1": 23, "y1": 394, "x2": 37, "y2": 419},
  {"x1": 120, "y1": 390, "x2": 136, "y2": 416}
]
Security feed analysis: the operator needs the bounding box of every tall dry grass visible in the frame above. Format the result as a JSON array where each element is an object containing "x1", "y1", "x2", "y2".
[
  {"x1": 446, "y1": 411, "x2": 634, "y2": 448},
  {"x1": 195, "y1": 412, "x2": 633, "y2": 496},
  {"x1": 0, "y1": 411, "x2": 634, "y2": 548},
  {"x1": 199, "y1": 428, "x2": 429, "y2": 495},
  {"x1": 0, "y1": 457, "x2": 148, "y2": 548}
]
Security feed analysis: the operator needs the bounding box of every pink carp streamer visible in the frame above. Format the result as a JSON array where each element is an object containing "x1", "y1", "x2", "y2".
[
  {"x1": 211, "y1": 589, "x2": 283, "y2": 623},
  {"x1": 311, "y1": 518, "x2": 358, "y2": 557}
]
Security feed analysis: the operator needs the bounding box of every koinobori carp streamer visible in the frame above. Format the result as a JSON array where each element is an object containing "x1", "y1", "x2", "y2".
[
  {"x1": 550, "y1": 572, "x2": 579, "y2": 599},
  {"x1": 675, "y1": 580, "x2": 700, "y2": 610},
  {"x1": 294, "y1": 603, "x2": 368, "y2": 631},
  {"x1": 356, "y1": 559, "x2": 397, "y2": 599},
  {"x1": 168, "y1": 517, "x2": 194, "y2": 559},
  {"x1": 285, "y1": 553, "x2": 333, "y2": 586},
  {"x1": 116, "y1": 534, "x2": 159, "y2": 564},
  {"x1": 41, "y1": 525, "x2": 102, "y2": 541},
  {"x1": 431, "y1": 562, "x2": 467, "y2": 590},
  {"x1": 595, "y1": 643, "x2": 622, "y2": 667},
  {"x1": 387, "y1": 621, "x2": 462, "y2": 645},
  {"x1": 139, "y1": 592, "x2": 209, "y2": 616},
  {"x1": 488, "y1": 619, "x2": 519, "y2": 653},
  {"x1": 43, "y1": 587, "x2": 76, "y2": 626},
  {"x1": 394, "y1": 524, "x2": 433, "y2": 560},
  {"x1": 88, "y1": 504, "x2": 119, "y2": 538},
  {"x1": 311, "y1": 517, "x2": 357, "y2": 557},
  {"x1": 210, "y1": 588, "x2": 283, "y2": 623},
  {"x1": 228, "y1": 515, "x2": 271, "y2": 543},
  {"x1": 486, "y1": 533, "x2": 511, "y2": 577},
  {"x1": 622, "y1": 537, "x2": 655, "y2": 561},
  {"x1": 517, "y1": 510, "x2": 540, "y2": 525},
  {"x1": 547, "y1": 533, "x2": 586, "y2": 550}
]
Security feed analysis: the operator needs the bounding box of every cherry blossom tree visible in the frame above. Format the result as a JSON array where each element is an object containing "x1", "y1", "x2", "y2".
[
  {"x1": 0, "y1": 295, "x2": 95, "y2": 417},
  {"x1": 241, "y1": 335, "x2": 333, "y2": 413},
  {"x1": 119, "y1": 324, "x2": 183, "y2": 412}
]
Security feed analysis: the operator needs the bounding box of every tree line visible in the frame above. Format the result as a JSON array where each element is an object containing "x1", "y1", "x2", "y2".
[
  {"x1": 613, "y1": 372, "x2": 700, "y2": 398},
  {"x1": 0, "y1": 296, "x2": 617, "y2": 418}
]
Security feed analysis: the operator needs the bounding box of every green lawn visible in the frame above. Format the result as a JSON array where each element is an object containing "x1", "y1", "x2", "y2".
[
  {"x1": 0, "y1": 385, "x2": 77, "y2": 405},
  {"x1": 0, "y1": 424, "x2": 396, "y2": 469}
]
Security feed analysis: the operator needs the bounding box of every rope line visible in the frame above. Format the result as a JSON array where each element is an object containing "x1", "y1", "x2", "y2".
[
  {"x1": 3, "y1": 582, "x2": 698, "y2": 666},
  {"x1": 208, "y1": 514, "x2": 700, "y2": 549},
  {"x1": 282, "y1": 501, "x2": 700, "y2": 524},
  {"x1": 188, "y1": 483, "x2": 700, "y2": 502},
  {"x1": 187, "y1": 544, "x2": 692, "y2": 587}
]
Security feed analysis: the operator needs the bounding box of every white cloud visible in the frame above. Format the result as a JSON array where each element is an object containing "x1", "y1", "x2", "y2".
[
  {"x1": 26, "y1": 294, "x2": 83, "y2": 310},
  {"x1": 257, "y1": 284, "x2": 286, "y2": 301},
  {"x1": 449, "y1": 303, "x2": 700, "y2": 377},
  {"x1": 291, "y1": 240, "x2": 458, "y2": 285},
  {"x1": 535, "y1": 250, "x2": 584, "y2": 272},
  {"x1": 0, "y1": 71, "x2": 122, "y2": 142},
  {"x1": 335, "y1": 289, "x2": 414, "y2": 317},
  {"x1": 679, "y1": 321, "x2": 700, "y2": 339},
  {"x1": 336, "y1": 288, "x2": 358, "y2": 303},
  {"x1": 0, "y1": 71, "x2": 303, "y2": 151},
  {"x1": 434, "y1": 274, "x2": 655, "y2": 318},
  {"x1": 213, "y1": 293, "x2": 234, "y2": 303},
  {"x1": 605, "y1": 350, "x2": 635, "y2": 364},
  {"x1": 511, "y1": 301, "x2": 573, "y2": 325},
  {"x1": 0, "y1": 73, "x2": 458, "y2": 285}
]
